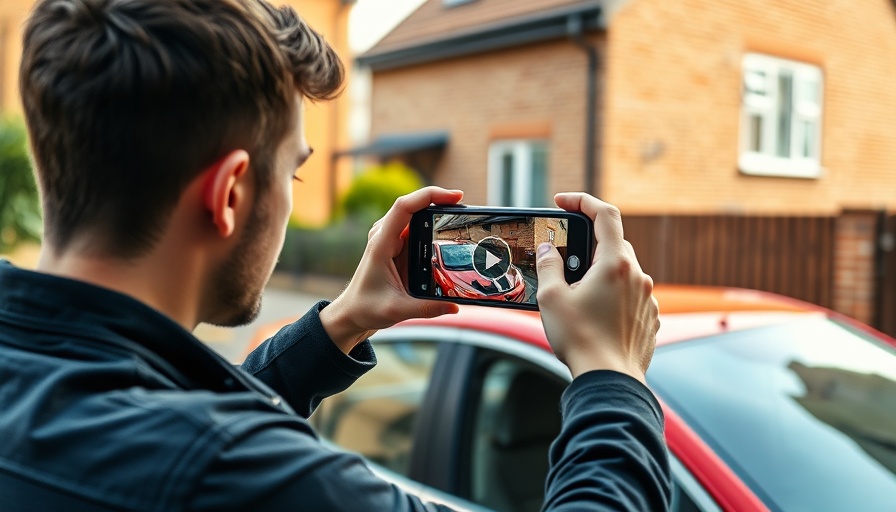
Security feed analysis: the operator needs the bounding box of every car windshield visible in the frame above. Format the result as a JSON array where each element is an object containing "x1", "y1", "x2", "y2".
[
  {"x1": 648, "y1": 317, "x2": 896, "y2": 512},
  {"x1": 439, "y1": 244, "x2": 475, "y2": 271}
]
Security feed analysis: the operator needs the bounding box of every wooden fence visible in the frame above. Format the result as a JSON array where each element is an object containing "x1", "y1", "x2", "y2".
[{"x1": 624, "y1": 215, "x2": 837, "y2": 309}]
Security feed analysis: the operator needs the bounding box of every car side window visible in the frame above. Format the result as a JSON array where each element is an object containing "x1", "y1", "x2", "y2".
[
  {"x1": 462, "y1": 353, "x2": 565, "y2": 512},
  {"x1": 459, "y1": 348, "x2": 717, "y2": 512},
  {"x1": 310, "y1": 340, "x2": 439, "y2": 477}
]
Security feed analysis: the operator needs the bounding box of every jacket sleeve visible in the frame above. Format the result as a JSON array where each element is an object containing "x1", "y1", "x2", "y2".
[
  {"x1": 543, "y1": 370, "x2": 672, "y2": 511},
  {"x1": 193, "y1": 371, "x2": 670, "y2": 512},
  {"x1": 187, "y1": 413, "x2": 458, "y2": 512},
  {"x1": 239, "y1": 301, "x2": 376, "y2": 418}
]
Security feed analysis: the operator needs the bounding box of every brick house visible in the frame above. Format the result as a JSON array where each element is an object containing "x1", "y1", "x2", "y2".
[
  {"x1": 356, "y1": 0, "x2": 896, "y2": 330},
  {"x1": 359, "y1": 0, "x2": 896, "y2": 216}
]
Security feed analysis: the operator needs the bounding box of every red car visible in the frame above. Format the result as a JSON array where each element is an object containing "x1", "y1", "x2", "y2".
[
  {"x1": 431, "y1": 240, "x2": 527, "y2": 303},
  {"x1": 246, "y1": 286, "x2": 896, "y2": 512}
]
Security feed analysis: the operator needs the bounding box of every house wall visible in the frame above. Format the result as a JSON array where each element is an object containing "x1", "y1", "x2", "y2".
[
  {"x1": 0, "y1": 0, "x2": 30, "y2": 113},
  {"x1": 286, "y1": 0, "x2": 353, "y2": 226},
  {"x1": 0, "y1": 0, "x2": 350, "y2": 227},
  {"x1": 369, "y1": 36, "x2": 607, "y2": 205},
  {"x1": 604, "y1": 0, "x2": 896, "y2": 215}
]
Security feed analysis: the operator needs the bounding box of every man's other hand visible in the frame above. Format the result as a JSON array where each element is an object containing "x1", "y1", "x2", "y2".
[
  {"x1": 319, "y1": 187, "x2": 464, "y2": 354},
  {"x1": 535, "y1": 193, "x2": 660, "y2": 382}
]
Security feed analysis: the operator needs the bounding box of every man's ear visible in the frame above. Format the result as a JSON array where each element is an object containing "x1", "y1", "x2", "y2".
[{"x1": 202, "y1": 150, "x2": 250, "y2": 238}]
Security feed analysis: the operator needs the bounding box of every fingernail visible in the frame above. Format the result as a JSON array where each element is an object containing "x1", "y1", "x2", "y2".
[{"x1": 537, "y1": 243, "x2": 553, "y2": 257}]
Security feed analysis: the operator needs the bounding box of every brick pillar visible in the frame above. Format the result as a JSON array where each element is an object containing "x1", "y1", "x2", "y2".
[{"x1": 833, "y1": 211, "x2": 879, "y2": 324}]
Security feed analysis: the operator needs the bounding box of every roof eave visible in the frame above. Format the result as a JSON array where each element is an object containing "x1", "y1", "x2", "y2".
[{"x1": 358, "y1": 3, "x2": 604, "y2": 72}]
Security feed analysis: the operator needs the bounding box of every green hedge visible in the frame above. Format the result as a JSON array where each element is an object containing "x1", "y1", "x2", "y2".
[
  {"x1": 338, "y1": 161, "x2": 423, "y2": 224},
  {"x1": 0, "y1": 118, "x2": 41, "y2": 252},
  {"x1": 277, "y1": 220, "x2": 370, "y2": 278},
  {"x1": 278, "y1": 161, "x2": 425, "y2": 278}
]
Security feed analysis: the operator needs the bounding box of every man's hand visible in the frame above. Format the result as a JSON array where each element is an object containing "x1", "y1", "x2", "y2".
[
  {"x1": 319, "y1": 187, "x2": 464, "y2": 354},
  {"x1": 535, "y1": 193, "x2": 660, "y2": 382}
]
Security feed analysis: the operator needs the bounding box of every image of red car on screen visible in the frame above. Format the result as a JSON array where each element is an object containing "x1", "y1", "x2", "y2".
[{"x1": 431, "y1": 240, "x2": 527, "y2": 302}]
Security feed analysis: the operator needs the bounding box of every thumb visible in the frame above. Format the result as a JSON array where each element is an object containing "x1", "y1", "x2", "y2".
[
  {"x1": 418, "y1": 299, "x2": 460, "y2": 319},
  {"x1": 535, "y1": 243, "x2": 566, "y2": 292}
]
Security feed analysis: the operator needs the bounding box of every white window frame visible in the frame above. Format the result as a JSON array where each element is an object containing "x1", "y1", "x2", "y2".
[
  {"x1": 739, "y1": 53, "x2": 824, "y2": 178},
  {"x1": 487, "y1": 140, "x2": 548, "y2": 207}
]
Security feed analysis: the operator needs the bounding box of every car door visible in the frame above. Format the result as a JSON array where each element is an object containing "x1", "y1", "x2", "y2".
[
  {"x1": 308, "y1": 326, "x2": 459, "y2": 478},
  {"x1": 420, "y1": 329, "x2": 723, "y2": 512}
]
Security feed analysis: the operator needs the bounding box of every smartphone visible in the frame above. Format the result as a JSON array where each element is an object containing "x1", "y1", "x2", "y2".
[{"x1": 408, "y1": 205, "x2": 594, "y2": 310}]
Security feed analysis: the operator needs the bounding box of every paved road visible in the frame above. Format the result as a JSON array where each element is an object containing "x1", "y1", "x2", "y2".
[{"x1": 195, "y1": 275, "x2": 345, "y2": 363}]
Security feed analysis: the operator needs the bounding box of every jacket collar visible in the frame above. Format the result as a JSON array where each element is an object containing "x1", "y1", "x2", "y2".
[{"x1": 0, "y1": 260, "x2": 260, "y2": 394}]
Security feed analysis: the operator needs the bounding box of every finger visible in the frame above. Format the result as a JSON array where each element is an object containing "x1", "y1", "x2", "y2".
[
  {"x1": 535, "y1": 243, "x2": 566, "y2": 303},
  {"x1": 554, "y1": 193, "x2": 625, "y2": 257},
  {"x1": 380, "y1": 187, "x2": 464, "y2": 256}
]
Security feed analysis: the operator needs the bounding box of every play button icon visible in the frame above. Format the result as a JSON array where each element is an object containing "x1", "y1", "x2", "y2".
[{"x1": 473, "y1": 237, "x2": 512, "y2": 280}]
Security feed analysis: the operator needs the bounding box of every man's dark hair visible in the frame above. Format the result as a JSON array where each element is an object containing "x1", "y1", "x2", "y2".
[{"x1": 20, "y1": 0, "x2": 344, "y2": 257}]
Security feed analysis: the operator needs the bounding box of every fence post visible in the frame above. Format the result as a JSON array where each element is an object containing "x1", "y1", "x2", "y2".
[
  {"x1": 833, "y1": 210, "x2": 881, "y2": 324},
  {"x1": 874, "y1": 213, "x2": 896, "y2": 337}
]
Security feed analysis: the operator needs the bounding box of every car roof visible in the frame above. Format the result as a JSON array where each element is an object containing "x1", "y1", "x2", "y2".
[
  {"x1": 245, "y1": 284, "x2": 893, "y2": 359},
  {"x1": 394, "y1": 284, "x2": 830, "y2": 352}
]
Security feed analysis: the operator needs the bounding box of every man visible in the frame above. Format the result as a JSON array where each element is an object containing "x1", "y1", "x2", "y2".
[{"x1": 0, "y1": 0, "x2": 669, "y2": 510}]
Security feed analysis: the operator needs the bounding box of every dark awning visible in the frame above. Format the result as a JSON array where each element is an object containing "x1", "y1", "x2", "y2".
[{"x1": 339, "y1": 131, "x2": 449, "y2": 157}]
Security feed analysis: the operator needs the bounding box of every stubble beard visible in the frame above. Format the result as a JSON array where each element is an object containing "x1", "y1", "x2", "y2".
[{"x1": 205, "y1": 203, "x2": 274, "y2": 328}]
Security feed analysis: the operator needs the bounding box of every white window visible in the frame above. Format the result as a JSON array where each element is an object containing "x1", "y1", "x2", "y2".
[
  {"x1": 740, "y1": 54, "x2": 823, "y2": 178},
  {"x1": 488, "y1": 140, "x2": 549, "y2": 207}
]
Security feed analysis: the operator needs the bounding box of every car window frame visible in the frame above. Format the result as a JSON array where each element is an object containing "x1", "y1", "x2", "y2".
[{"x1": 670, "y1": 454, "x2": 722, "y2": 512}]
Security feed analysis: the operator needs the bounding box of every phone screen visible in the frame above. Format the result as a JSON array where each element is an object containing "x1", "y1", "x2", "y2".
[{"x1": 411, "y1": 209, "x2": 592, "y2": 309}]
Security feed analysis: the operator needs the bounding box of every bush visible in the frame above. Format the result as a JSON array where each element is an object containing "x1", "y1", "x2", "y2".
[
  {"x1": 277, "y1": 162, "x2": 424, "y2": 278},
  {"x1": 0, "y1": 118, "x2": 41, "y2": 252},
  {"x1": 277, "y1": 220, "x2": 370, "y2": 278},
  {"x1": 339, "y1": 161, "x2": 424, "y2": 223}
]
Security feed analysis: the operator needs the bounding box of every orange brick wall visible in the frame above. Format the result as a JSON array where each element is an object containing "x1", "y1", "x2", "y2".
[
  {"x1": 369, "y1": 37, "x2": 606, "y2": 205},
  {"x1": 284, "y1": 0, "x2": 354, "y2": 227},
  {"x1": 604, "y1": 0, "x2": 896, "y2": 215},
  {"x1": 0, "y1": 0, "x2": 30, "y2": 113}
]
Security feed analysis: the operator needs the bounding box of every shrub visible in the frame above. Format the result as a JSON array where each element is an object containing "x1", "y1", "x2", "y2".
[
  {"x1": 339, "y1": 161, "x2": 424, "y2": 223},
  {"x1": 277, "y1": 220, "x2": 369, "y2": 278},
  {"x1": 0, "y1": 118, "x2": 41, "y2": 252}
]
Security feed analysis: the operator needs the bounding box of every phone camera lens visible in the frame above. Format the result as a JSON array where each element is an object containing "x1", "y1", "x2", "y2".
[{"x1": 566, "y1": 255, "x2": 580, "y2": 271}]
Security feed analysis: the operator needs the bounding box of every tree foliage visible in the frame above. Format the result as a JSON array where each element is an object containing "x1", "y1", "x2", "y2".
[
  {"x1": 339, "y1": 161, "x2": 424, "y2": 223},
  {"x1": 0, "y1": 118, "x2": 41, "y2": 252}
]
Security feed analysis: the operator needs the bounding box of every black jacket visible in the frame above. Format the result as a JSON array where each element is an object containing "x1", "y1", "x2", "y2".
[{"x1": 0, "y1": 261, "x2": 671, "y2": 511}]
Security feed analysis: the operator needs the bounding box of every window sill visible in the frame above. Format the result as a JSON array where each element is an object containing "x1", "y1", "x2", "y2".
[{"x1": 738, "y1": 154, "x2": 822, "y2": 179}]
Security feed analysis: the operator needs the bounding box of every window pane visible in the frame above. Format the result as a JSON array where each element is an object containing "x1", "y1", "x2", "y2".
[
  {"x1": 776, "y1": 70, "x2": 794, "y2": 158},
  {"x1": 748, "y1": 113, "x2": 764, "y2": 153},
  {"x1": 465, "y1": 356, "x2": 565, "y2": 512},
  {"x1": 648, "y1": 318, "x2": 896, "y2": 512},
  {"x1": 529, "y1": 143, "x2": 549, "y2": 207},
  {"x1": 311, "y1": 341, "x2": 439, "y2": 476},
  {"x1": 744, "y1": 69, "x2": 768, "y2": 95},
  {"x1": 801, "y1": 119, "x2": 817, "y2": 158},
  {"x1": 501, "y1": 151, "x2": 514, "y2": 206},
  {"x1": 799, "y1": 77, "x2": 820, "y2": 105}
]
